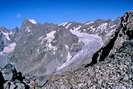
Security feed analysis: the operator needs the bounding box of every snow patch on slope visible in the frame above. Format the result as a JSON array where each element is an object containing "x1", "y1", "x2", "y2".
[
  {"x1": 106, "y1": 29, "x2": 116, "y2": 37},
  {"x1": 97, "y1": 23, "x2": 108, "y2": 30},
  {"x1": 58, "y1": 22, "x2": 68, "y2": 26},
  {"x1": 110, "y1": 25, "x2": 117, "y2": 28},
  {"x1": 90, "y1": 26, "x2": 96, "y2": 31},
  {"x1": 25, "y1": 27, "x2": 31, "y2": 33},
  {"x1": 39, "y1": 31, "x2": 57, "y2": 53},
  {"x1": 73, "y1": 25, "x2": 81, "y2": 32},
  {"x1": 28, "y1": 19, "x2": 37, "y2": 24},
  {"x1": 2, "y1": 43, "x2": 16, "y2": 54},
  {"x1": 65, "y1": 23, "x2": 72, "y2": 29},
  {"x1": 1, "y1": 31, "x2": 11, "y2": 41},
  {"x1": 85, "y1": 21, "x2": 94, "y2": 25},
  {"x1": 65, "y1": 45, "x2": 72, "y2": 62},
  {"x1": 45, "y1": 31, "x2": 56, "y2": 42}
]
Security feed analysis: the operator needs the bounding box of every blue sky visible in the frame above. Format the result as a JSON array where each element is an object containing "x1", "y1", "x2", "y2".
[{"x1": 0, "y1": 0, "x2": 132, "y2": 29}]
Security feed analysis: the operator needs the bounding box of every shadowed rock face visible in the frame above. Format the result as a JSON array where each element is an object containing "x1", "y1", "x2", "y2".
[
  {"x1": 122, "y1": 11, "x2": 133, "y2": 40},
  {"x1": 85, "y1": 26, "x2": 122, "y2": 66},
  {"x1": 0, "y1": 71, "x2": 5, "y2": 89},
  {"x1": 0, "y1": 66, "x2": 30, "y2": 89},
  {"x1": 90, "y1": 26, "x2": 121, "y2": 65}
]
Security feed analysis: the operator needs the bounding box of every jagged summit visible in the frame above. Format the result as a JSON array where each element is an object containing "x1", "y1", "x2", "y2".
[
  {"x1": 23, "y1": 19, "x2": 37, "y2": 24},
  {"x1": 20, "y1": 19, "x2": 38, "y2": 28},
  {"x1": 28, "y1": 19, "x2": 37, "y2": 24}
]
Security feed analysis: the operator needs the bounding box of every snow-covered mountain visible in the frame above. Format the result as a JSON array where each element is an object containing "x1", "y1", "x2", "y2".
[{"x1": 59, "y1": 19, "x2": 119, "y2": 36}]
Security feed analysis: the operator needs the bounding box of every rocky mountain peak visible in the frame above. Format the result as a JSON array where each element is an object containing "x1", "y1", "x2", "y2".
[
  {"x1": 28, "y1": 19, "x2": 37, "y2": 24},
  {"x1": 121, "y1": 10, "x2": 133, "y2": 40},
  {"x1": 22, "y1": 19, "x2": 37, "y2": 25}
]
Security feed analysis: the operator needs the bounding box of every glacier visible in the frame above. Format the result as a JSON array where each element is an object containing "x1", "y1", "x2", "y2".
[{"x1": 56, "y1": 30, "x2": 104, "y2": 72}]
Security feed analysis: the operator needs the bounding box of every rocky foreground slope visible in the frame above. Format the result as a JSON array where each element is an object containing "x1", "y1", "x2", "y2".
[{"x1": 0, "y1": 10, "x2": 133, "y2": 89}]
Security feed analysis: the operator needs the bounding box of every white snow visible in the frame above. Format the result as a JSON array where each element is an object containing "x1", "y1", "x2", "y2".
[
  {"x1": 85, "y1": 21, "x2": 94, "y2": 25},
  {"x1": 90, "y1": 26, "x2": 96, "y2": 31},
  {"x1": 45, "y1": 31, "x2": 56, "y2": 42},
  {"x1": 1, "y1": 31, "x2": 11, "y2": 41},
  {"x1": 110, "y1": 25, "x2": 116, "y2": 28},
  {"x1": 28, "y1": 19, "x2": 37, "y2": 24},
  {"x1": 39, "y1": 31, "x2": 56, "y2": 44},
  {"x1": 46, "y1": 43, "x2": 57, "y2": 52},
  {"x1": 58, "y1": 22, "x2": 68, "y2": 26},
  {"x1": 3, "y1": 43, "x2": 16, "y2": 53},
  {"x1": 65, "y1": 45, "x2": 72, "y2": 62},
  {"x1": 105, "y1": 25, "x2": 117, "y2": 36},
  {"x1": 38, "y1": 35, "x2": 44, "y2": 41},
  {"x1": 106, "y1": 29, "x2": 116, "y2": 37},
  {"x1": 39, "y1": 31, "x2": 57, "y2": 52},
  {"x1": 56, "y1": 30, "x2": 103, "y2": 71},
  {"x1": 83, "y1": 29, "x2": 86, "y2": 31},
  {"x1": 65, "y1": 23, "x2": 72, "y2": 29},
  {"x1": 0, "y1": 52, "x2": 3, "y2": 55},
  {"x1": 44, "y1": 31, "x2": 57, "y2": 51},
  {"x1": 73, "y1": 25, "x2": 81, "y2": 31},
  {"x1": 25, "y1": 27, "x2": 31, "y2": 32},
  {"x1": 9, "y1": 31, "x2": 13, "y2": 35},
  {"x1": 97, "y1": 23, "x2": 108, "y2": 30}
]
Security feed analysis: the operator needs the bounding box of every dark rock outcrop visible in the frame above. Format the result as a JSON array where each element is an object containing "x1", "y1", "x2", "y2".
[
  {"x1": 0, "y1": 68, "x2": 30, "y2": 89},
  {"x1": 0, "y1": 71, "x2": 5, "y2": 89}
]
